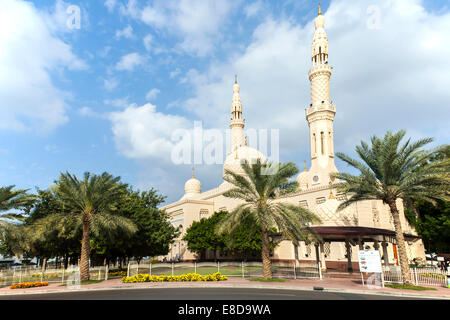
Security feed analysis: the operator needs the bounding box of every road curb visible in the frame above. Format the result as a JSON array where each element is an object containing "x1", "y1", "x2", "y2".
[{"x1": 1, "y1": 281, "x2": 449, "y2": 299}]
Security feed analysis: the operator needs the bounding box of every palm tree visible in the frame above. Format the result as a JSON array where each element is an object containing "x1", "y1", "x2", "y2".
[
  {"x1": 0, "y1": 186, "x2": 35, "y2": 257},
  {"x1": 52, "y1": 172, "x2": 137, "y2": 281},
  {"x1": 216, "y1": 160, "x2": 322, "y2": 278},
  {"x1": 0, "y1": 185, "x2": 35, "y2": 221},
  {"x1": 332, "y1": 130, "x2": 449, "y2": 285}
]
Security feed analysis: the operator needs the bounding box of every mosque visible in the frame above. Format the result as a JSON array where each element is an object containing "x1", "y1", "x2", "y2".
[{"x1": 160, "y1": 9, "x2": 426, "y2": 271}]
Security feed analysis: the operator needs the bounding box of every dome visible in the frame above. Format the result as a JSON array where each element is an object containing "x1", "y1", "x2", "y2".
[
  {"x1": 183, "y1": 176, "x2": 201, "y2": 199},
  {"x1": 223, "y1": 146, "x2": 266, "y2": 177},
  {"x1": 296, "y1": 170, "x2": 310, "y2": 190}
]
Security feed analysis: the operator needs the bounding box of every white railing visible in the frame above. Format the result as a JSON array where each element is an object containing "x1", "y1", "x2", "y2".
[
  {"x1": 383, "y1": 266, "x2": 448, "y2": 287},
  {"x1": 126, "y1": 261, "x2": 321, "y2": 280},
  {"x1": 0, "y1": 265, "x2": 108, "y2": 287}
]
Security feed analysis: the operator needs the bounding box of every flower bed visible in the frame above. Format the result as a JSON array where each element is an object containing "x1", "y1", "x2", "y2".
[
  {"x1": 122, "y1": 272, "x2": 228, "y2": 283},
  {"x1": 10, "y1": 281, "x2": 49, "y2": 289},
  {"x1": 420, "y1": 273, "x2": 446, "y2": 279}
]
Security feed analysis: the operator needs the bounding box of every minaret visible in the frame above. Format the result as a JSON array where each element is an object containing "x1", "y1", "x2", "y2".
[
  {"x1": 305, "y1": 5, "x2": 338, "y2": 186},
  {"x1": 230, "y1": 76, "x2": 245, "y2": 152}
]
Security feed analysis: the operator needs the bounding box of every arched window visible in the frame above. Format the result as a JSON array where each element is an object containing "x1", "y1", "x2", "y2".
[
  {"x1": 321, "y1": 132, "x2": 324, "y2": 155},
  {"x1": 329, "y1": 132, "x2": 333, "y2": 154},
  {"x1": 313, "y1": 133, "x2": 317, "y2": 155}
]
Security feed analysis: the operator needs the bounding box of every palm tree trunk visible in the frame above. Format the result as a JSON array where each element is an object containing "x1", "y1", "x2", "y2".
[
  {"x1": 80, "y1": 214, "x2": 91, "y2": 281},
  {"x1": 388, "y1": 200, "x2": 412, "y2": 285},
  {"x1": 261, "y1": 227, "x2": 272, "y2": 278}
]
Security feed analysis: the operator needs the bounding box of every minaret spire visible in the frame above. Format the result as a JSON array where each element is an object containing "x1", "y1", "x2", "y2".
[
  {"x1": 230, "y1": 76, "x2": 245, "y2": 152},
  {"x1": 305, "y1": 10, "x2": 338, "y2": 187}
]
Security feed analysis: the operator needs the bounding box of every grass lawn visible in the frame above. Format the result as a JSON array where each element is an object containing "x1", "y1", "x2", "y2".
[
  {"x1": 385, "y1": 284, "x2": 437, "y2": 291},
  {"x1": 145, "y1": 266, "x2": 264, "y2": 277},
  {"x1": 248, "y1": 277, "x2": 288, "y2": 282},
  {"x1": 60, "y1": 279, "x2": 103, "y2": 286}
]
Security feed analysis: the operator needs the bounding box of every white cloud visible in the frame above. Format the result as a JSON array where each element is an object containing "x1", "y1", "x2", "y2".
[
  {"x1": 104, "y1": 97, "x2": 131, "y2": 108},
  {"x1": 0, "y1": 0, "x2": 86, "y2": 133},
  {"x1": 170, "y1": 68, "x2": 181, "y2": 79},
  {"x1": 115, "y1": 25, "x2": 134, "y2": 39},
  {"x1": 104, "y1": 0, "x2": 117, "y2": 13},
  {"x1": 179, "y1": 0, "x2": 450, "y2": 161},
  {"x1": 143, "y1": 34, "x2": 153, "y2": 51},
  {"x1": 109, "y1": 103, "x2": 191, "y2": 160},
  {"x1": 103, "y1": 77, "x2": 119, "y2": 91},
  {"x1": 145, "y1": 88, "x2": 161, "y2": 101},
  {"x1": 123, "y1": 0, "x2": 240, "y2": 56},
  {"x1": 115, "y1": 52, "x2": 144, "y2": 71},
  {"x1": 244, "y1": 0, "x2": 265, "y2": 18},
  {"x1": 78, "y1": 106, "x2": 102, "y2": 118},
  {"x1": 103, "y1": 79, "x2": 118, "y2": 91}
]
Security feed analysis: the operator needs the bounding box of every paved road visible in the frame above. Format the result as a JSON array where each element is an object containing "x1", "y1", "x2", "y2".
[{"x1": 0, "y1": 287, "x2": 429, "y2": 300}]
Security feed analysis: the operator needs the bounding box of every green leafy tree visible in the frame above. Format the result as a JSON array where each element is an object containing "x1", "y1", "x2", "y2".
[
  {"x1": 23, "y1": 189, "x2": 81, "y2": 269},
  {"x1": 51, "y1": 172, "x2": 138, "y2": 281},
  {"x1": 91, "y1": 188, "x2": 178, "y2": 264},
  {"x1": 183, "y1": 212, "x2": 227, "y2": 260},
  {"x1": 404, "y1": 145, "x2": 450, "y2": 253},
  {"x1": 216, "y1": 160, "x2": 322, "y2": 278},
  {"x1": 332, "y1": 131, "x2": 449, "y2": 285},
  {"x1": 405, "y1": 200, "x2": 450, "y2": 253}
]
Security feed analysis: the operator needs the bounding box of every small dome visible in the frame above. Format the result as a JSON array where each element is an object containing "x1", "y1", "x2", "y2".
[
  {"x1": 296, "y1": 170, "x2": 310, "y2": 190},
  {"x1": 183, "y1": 176, "x2": 201, "y2": 199},
  {"x1": 223, "y1": 146, "x2": 266, "y2": 177}
]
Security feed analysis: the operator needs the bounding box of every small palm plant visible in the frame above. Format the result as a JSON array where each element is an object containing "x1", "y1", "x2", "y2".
[
  {"x1": 216, "y1": 160, "x2": 322, "y2": 278},
  {"x1": 332, "y1": 130, "x2": 449, "y2": 285},
  {"x1": 48, "y1": 172, "x2": 138, "y2": 281}
]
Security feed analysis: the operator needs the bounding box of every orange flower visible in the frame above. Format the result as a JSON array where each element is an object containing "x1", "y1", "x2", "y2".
[{"x1": 10, "y1": 281, "x2": 49, "y2": 289}]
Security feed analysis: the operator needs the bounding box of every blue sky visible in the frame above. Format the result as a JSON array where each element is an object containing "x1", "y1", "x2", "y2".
[{"x1": 0, "y1": 0, "x2": 449, "y2": 204}]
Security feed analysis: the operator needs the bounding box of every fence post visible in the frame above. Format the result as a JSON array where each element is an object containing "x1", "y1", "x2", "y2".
[
  {"x1": 217, "y1": 261, "x2": 220, "y2": 274},
  {"x1": 172, "y1": 263, "x2": 174, "y2": 276},
  {"x1": 293, "y1": 262, "x2": 296, "y2": 280},
  {"x1": 318, "y1": 261, "x2": 323, "y2": 280},
  {"x1": 413, "y1": 268, "x2": 418, "y2": 286},
  {"x1": 242, "y1": 261, "x2": 245, "y2": 279},
  {"x1": 105, "y1": 265, "x2": 108, "y2": 281},
  {"x1": 127, "y1": 262, "x2": 130, "y2": 277},
  {"x1": 149, "y1": 263, "x2": 152, "y2": 276},
  {"x1": 194, "y1": 261, "x2": 197, "y2": 274}
]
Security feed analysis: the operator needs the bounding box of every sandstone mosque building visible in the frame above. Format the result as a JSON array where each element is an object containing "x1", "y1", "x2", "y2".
[{"x1": 161, "y1": 9, "x2": 426, "y2": 271}]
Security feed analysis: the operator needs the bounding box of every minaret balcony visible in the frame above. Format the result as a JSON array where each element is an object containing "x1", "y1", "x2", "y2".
[
  {"x1": 230, "y1": 119, "x2": 245, "y2": 128},
  {"x1": 305, "y1": 103, "x2": 336, "y2": 117},
  {"x1": 309, "y1": 64, "x2": 332, "y2": 77}
]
